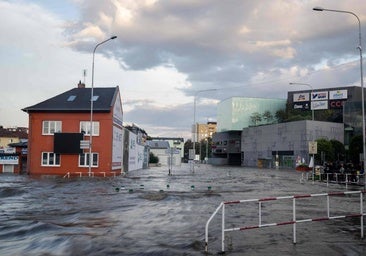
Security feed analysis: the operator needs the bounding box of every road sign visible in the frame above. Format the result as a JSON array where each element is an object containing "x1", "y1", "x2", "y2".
[
  {"x1": 80, "y1": 140, "x2": 90, "y2": 149},
  {"x1": 308, "y1": 141, "x2": 317, "y2": 154}
]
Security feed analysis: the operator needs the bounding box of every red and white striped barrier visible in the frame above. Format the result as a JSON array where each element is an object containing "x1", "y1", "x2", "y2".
[{"x1": 205, "y1": 191, "x2": 365, "y2": 253}]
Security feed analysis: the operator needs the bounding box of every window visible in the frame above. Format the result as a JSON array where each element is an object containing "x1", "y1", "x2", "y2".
[
  {"x1": 91, "y1": 95, "x2": 99, "y2": 101},
  {"x1": 42, "y1": 121, "x2": 62, "y2": 135},
  {"x1": 67, "y1": 95, "x2": 77, "y2": 101},
  {"x1": 80, "y1": 121, "x2": 100, "y2": 136},
  {"x1": 79, "y1": 153, "x2": 99, "y2": 167},
  {"x1": 42, "y1": 152, "x2": 60, "y2": 166}
]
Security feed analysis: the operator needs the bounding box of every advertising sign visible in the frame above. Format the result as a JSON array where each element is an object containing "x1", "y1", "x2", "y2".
[
  {"x1": 309, "y1": 141, "x2": 318, "y2": 154},
  {"x1": 293, "y1": 93, "x2": 309, "y2": 102},
  {"x1": 311, "y1": 91, "x2": 328, "y2": 101},
  {"x1": 329, "y1": 100, "x2": 346, "y2": 109},
  {"x1": 293, "y1": 102, "x2": 310, "y2": 110},
  {"x1": 329, "y1": 90, "x2": 347, "y2": 100},
  {"x1": 0, "y1": 155, "x2": 18, "y2": 164},
  {"x1": 113, "y1": 92, "x2": 123, "y2": 127},
  {"x1": 311, "y1": 100, "x2": 328, "y2": 110},
  {"x1": 112, "y1": 126, "x2": 123, "y2": 170}
]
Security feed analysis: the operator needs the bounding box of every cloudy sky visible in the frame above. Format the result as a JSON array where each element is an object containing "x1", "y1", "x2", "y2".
[{"x1": 1, "y1": 0, "x2": 366, "y2": 140}]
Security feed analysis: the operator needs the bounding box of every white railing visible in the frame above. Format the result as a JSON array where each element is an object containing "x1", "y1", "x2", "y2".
[
  {"x1": 62, "y1": 171, "x2": 122, "y2": 178},
  {"x1": 205, "y1": 190, "x2": 365, "y2": 253}
]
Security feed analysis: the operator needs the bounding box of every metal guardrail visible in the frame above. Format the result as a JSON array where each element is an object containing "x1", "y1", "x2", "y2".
[
  {"x1": 205, "y1": 190, "x2": 365, "y2": 253},
  {"x1": 62, "y1": 171, "x2": 120, "y2": 178}
]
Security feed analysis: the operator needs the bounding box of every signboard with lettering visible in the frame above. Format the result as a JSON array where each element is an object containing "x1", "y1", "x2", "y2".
[
  {"x1": 329, "y1": 100, "x2": 346, "y2": 109},
  {"x1": 293, "y1": 102, "x2": 310, "y2": 110},
  {"x1": 329, "y1": 90, "x2": 347, "y2": 100},
  {"x1": 293, "y1": 93, "x2": 310, "y2": 102},
  {"x1": 311, "y1": 91, "x2": 328, "y2": 101},
  {"x1": 0, "y1": 155, "x2": 18, "y2": 164},
  {"x1": 309, "y1": 141, "x2": 318, "y2": 154},
  {"x1": 311, "y1": 100, "x2": 328, "y2": 110}
]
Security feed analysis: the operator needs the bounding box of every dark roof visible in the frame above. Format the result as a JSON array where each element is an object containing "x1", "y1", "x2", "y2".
[
  {"x1": 146, "y1": 140, "x2": 170, "y2": 149},
  {"x1": 22, "y1": 87, "x2": 119, "y2": 113},
  {"x1": 0, "y1": 128, "x2": 28, "y2": 139}
]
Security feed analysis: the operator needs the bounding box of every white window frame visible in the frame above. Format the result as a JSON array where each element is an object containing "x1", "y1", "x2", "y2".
[
  {"x1": 79, "y1": 153, "x2": 99, "y2": 167},
  {"x1": 41, "y1": 152, "x2": 61, "y2": 166},
  {"x1": 80, "y1": 121, "x2": 100, "y2": 136},
  {"x1": 42, "y1": 121, "x2": 62, "y2": 135}
]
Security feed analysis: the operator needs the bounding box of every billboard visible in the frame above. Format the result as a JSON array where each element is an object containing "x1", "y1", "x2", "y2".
[
  {"x1": 293, "y1": 93, "x2": 309, "y2": 102},
  {"x1": 329, "y1": 100, "x2": 346, "y2": 109},
  {"x1": 311, "y1": 91, "x2": 328, "y2": 101},
  {"x1": 329, "y1": 90, "x2": 347, "y2": 100},
  {"x1": 293, "y1": 102, "x2": 310, "y2": 110},
  {"x1": 112, "y1": 126, "x2": 123, "y2": 170},
  {"x1": 54, "y1": 133, "x2": 83, "y2": 154},
  {"x1": 311, "y1": 101, "x2": 328, "y2": 110}
]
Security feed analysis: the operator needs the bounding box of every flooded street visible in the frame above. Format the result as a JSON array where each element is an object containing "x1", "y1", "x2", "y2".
[{"x1": 1, "y1": 164, "x2": 366, "y2": 255}]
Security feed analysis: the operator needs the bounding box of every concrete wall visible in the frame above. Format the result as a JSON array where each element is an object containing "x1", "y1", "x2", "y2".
[{"x1": 241, "y1": 120, "x2": 344, "y2": 167}]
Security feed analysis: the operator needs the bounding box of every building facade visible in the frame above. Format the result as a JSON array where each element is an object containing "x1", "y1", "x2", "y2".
[
  {"x1": 147, "y1": 140, "x2": 181, "y2": 166},
  {"x1": 150, "y1": 137, "x2": 184, "y2": 159},
  {"x1": 195, "y1": 122, "x2": 217, "y2": 142},
  {"x1": 22, "y1": 83, "x2": 124, "y2": 176},
  {"x1": 217, "y1": 97, "x2": 287, "y2": 132},
  {"x1": 241, "y1": 120, "x2": 344, "y2": 168},
  {"x1": 211, "y1": 131, "x2": 241, "y2": 165}
]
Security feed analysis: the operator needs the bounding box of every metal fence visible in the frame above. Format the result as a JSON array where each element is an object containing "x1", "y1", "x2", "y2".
[{"x1": 205, "y1": 190, "x2": 365, "y2": 253}]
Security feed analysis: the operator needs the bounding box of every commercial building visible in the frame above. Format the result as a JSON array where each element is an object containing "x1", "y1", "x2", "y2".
[
  {"x1": 195, "y1": 122, "x2": 217, "y2": 141},
  {"x1": 242, "y1": 120, "x2": 344, "y2": 168},
  {"x1": 0, "y1": 127, "x2": 28, "y2": 174},
  {"x1": 211, "y1": 86, "x2": 364, "y2": 167},
  {"x1": 22, "y1": 82, "x2": 124, "y2": 176},
  {"x1": 212, "y1": 97, "x2": 286, "y2": 165},
  {"x1": 217, "y1": 97, "x2": 287, "y2": 131},
  {"x1": 288, "y1": 86, "x2": 364, "y2": 148}
]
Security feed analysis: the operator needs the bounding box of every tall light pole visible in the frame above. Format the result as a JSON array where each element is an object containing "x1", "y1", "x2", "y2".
[
  {"x1": 313, "y1": 7, "x2": 366, "y2": 175},
  {"x1": 192, "y1": 89, "x2": 217, "y2": 171},
  {"x1": 89, "y1": 35, "x2": 117, "y2": 176},
  {"x1": 290, "y1": 82, "x2": 315, "y2": 182},
  {"x1": 289, "y1": 82, "x2": 314, "y2": 121}
]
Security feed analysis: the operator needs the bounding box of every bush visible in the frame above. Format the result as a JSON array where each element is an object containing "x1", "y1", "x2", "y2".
[{"x1": 149, "y1": 152, "x2": 159, "y2": 164}]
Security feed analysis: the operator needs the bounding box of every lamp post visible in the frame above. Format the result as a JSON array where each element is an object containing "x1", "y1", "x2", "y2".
[
  {"x1": 289, "y1": 82, "x2": 314, "y2": 121},
  {"x1": 290, "y1": 82, "x2": 315, "y2": 182},
  {"x1": 313, "y1": 7, "x2": 366, "y2": 177},
  {"x1": 192, "y1": 89, "x2": 217, "y2": 171},
  {"x1": 89, "y1": 35, "x2": 117, "y2": 176}
]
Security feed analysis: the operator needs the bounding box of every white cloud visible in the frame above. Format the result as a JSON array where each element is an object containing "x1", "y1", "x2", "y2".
[{"x1": 2, "y1": 0, "x2": 366, "y2": 140}]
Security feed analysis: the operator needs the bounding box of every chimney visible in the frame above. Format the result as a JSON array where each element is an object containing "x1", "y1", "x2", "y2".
[{"x1": 77, "y1": 80, "x2": 85, "y2": 88}]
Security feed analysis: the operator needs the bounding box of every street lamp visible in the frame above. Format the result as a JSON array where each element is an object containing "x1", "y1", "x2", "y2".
[
  {"x1": 192, "y1": 89, "x2": 217, "y2": 171},
  {"x1": 89, "y1": 35, "x2": 117, "y2": 176},
  {"x1": 313, "y1": 7, "x2": 366, "y2": 176},
  {"x1": 289, "y1": 82, "x2": 314, "y2": 121},
  {"x1": 290, "y1": 82, "x2": 315, "y2": 182}
]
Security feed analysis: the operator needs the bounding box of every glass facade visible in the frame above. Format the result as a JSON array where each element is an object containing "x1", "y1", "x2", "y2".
[{"x1": 217, "y1": 97, "x2": 287, "y2": 132}]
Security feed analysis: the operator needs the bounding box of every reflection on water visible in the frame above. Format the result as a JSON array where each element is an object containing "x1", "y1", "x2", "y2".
[{"x1": 0, "y1": 164, "x2": 365, "y2": 255}]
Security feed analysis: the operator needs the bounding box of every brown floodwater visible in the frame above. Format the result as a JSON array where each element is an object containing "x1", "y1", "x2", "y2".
[{"x1": 0, "y1": 164, "x2": 365, "y2": 255}]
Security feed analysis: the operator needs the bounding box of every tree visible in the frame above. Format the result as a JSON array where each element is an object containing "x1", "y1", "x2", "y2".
[
  {"x1": 199, "y1": 137, "x2": 213, "y2": 161},
  {"x1": 184, "y1": 139, "x2": 193, "y2": 161},
  {"x1": 275, "y1": 109, "x2": 287, "y2": 123},
  {"x1": 250, "y1": 112, "x2": 262, "y2": 126},
  {"x1": 330, "y1": 139, "x2": 345, "y2": 162},
  {"x1": 315, "y1": 138, "x2": 333, "y2": 164},
  {"x1": 149, "y1": 152, "x2": 159, "y2": 164},
  {"x1": 349, "y1": 135, "x2": 363, "y2": 165},
  {"x1": 262, "y1": 111, "x2": 274, "y2": 124}
]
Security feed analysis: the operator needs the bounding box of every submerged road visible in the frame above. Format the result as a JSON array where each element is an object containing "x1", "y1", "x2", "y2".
[{"x1": 1, "y1": 164, "x2": 365, "y2": 255}]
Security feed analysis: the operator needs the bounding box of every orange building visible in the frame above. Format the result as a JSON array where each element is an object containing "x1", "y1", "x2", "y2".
[{"x1": 22, "y1": 82, "x2": 123, "y2": 176}]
